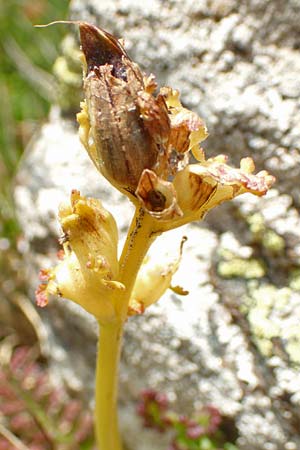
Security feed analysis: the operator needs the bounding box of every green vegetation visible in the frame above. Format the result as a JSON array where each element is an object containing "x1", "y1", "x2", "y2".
[{"x1": 0, "y1": 0, "x2": 69, "y2": 241}]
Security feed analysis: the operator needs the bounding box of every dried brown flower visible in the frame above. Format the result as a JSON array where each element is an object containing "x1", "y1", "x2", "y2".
[
  {"x1": 77, "y1": 22, "x2": 275, "y2": 230},
  {"x1": 78, "y1": 23, "x2": 160, "y2": 194}
]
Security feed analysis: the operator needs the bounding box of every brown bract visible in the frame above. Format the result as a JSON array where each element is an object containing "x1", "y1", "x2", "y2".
[{"x1": 79, "y1": 23, "x2": 159, "y2": 194}]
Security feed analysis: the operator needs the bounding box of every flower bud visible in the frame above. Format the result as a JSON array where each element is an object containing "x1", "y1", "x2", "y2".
[{"x1": 128, "y1": 237, "x2": 187, "y2": 315}]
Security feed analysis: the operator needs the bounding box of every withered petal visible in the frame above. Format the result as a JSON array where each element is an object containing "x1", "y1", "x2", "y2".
[
  {"x1": 79, "y1": 22, "x2": 129, "y2": 80},
  {"x1": 160, "y1": 87, "x2": 181, "y2": 108},
  {"x1": 143, "y1": 73, "x2": 157, "y2": 94},
  {"x1": 202, "y1": 159, "x2": 275, "y2": 195},
  {"x1": 137, "y1": 91, "x2": 170, "y2": 146},
  {"x1": 169, "y1": 109, "x2": 208, "y2": 153},
  {"x1": 135, "y1": 169, "x2": 183, "y2": 220},
  {"x1": 159, "y1": 87, "x2": 208, "y2": 154},
  {"x1": 174, "y1": 157, "x2": 275, "y2": 220}
]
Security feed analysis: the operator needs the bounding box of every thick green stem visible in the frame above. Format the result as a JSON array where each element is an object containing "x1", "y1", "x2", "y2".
[{"x1": 95, "y1": 207, "x2": 158, "y2": 450}]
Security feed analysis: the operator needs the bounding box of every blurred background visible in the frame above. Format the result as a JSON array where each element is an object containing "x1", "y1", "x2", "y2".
[
  {"x1": 0, "y1": 0, "x2": 70, "y2": 357},
  {"x1": 0, "y1": 0, "x2": 69, "y2": 242},
  {"x1": 1, "y1": 1, "x2": 300, "y2": 449},
  {"x1": 0, "y1": 3, "x2": 97, "y2": 448}
]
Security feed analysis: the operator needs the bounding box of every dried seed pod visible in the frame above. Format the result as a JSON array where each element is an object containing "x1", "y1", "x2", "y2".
[{"x1": 79, "y1": 23, "x2": 160, "y2": 193}]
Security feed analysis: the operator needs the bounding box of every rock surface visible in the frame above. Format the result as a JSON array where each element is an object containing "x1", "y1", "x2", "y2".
[{"x1": 15, "y1": 1, "x2": 300, "y2": 449}]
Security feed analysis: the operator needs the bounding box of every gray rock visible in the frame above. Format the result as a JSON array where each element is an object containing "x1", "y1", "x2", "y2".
[
  {"x1": 69, "y1": 0, "x2": 300, "y2": 201},
  {"x1": 15, "y1": 1, "x2": 300, "y2": 449}
]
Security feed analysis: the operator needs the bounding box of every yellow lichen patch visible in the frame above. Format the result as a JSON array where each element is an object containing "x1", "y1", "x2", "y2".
[
  {"x1": 262, "y1": 230, "x2": 285, "y2": 253},
  {"x1": 289, "y1": 268, "x2": 300, "y2": 291},
  {"x1": 218, "y1": 257, "x2": 266, "y2": 279},
  {"x1": 242, "y1": 283, "x2": 300, "y2": 364},
  {"x1": 245, "y1": 212, "x2": 285, "y2": 254}
]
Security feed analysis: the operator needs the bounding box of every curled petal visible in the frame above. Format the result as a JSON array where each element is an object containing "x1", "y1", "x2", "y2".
[
  {"x1": 143, "y1": 73, "x2": 157, "y2": 94},
  {"x1": 135, "y1": 169, "x2": 182, "y2": 220},
  {"x1": 59, "y1": 190, "x2": 119, "y2": 272},
  {"x1": 128, "y1": 237, "x2": 187, "y2": 315},
  {"x1": 204, "y1": 156, "x2": 275, "y2": 195},
  {"x1": 160, "y1": 87, "x2": 208, "y2": 154},
  {"x1": 173, "y1": 168, "x2": 217, "y2": 220},
  {"x1": 173, "y1": 157, "x2": 275, "y2": 221},
  {"x1": 137, "y1": 91, "x2": 170, "y2": 146},
  {"x1": 168, "y1": 109, "x2": 208, "y2": 153},
  {"x1": 160, "y1": 87, "x2": 181, "y2": 108}
]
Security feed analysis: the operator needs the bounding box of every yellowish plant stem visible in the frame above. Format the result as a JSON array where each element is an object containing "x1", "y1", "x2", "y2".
[
  {"x1": 95, "y1": 321, "x2": 123, "y2": 450},
  {"x1": 117, "y1": 207, "x2": 158, "y2": 318},
  {"x1": 95, "y1": 207, "x2": 158, "y2": 450}
]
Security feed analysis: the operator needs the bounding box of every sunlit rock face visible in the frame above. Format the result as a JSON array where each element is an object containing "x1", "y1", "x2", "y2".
[{"x1": 15, "y1": 1, "x2": 300, "y2": 449}]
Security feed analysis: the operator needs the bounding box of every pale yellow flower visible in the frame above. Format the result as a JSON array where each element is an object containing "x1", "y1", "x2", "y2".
[
  {"x1": 128, "y1": 237, "x2": 187, "y2": 315},
  {"x1": 36, "y1": 190, "x2": 124, "y2": 323}
]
